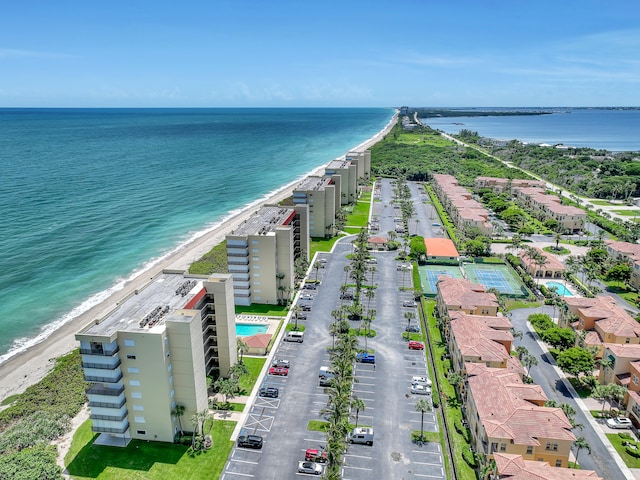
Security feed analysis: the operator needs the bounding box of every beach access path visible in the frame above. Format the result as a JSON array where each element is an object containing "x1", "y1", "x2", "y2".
[{"x1": 0, "y1": 112, "x2": 398, "y2": 404}]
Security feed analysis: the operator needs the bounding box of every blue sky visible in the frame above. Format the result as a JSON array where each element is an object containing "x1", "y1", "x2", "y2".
[{"x1": 1, "y1": 0, "x2": 638, "y2": 107}]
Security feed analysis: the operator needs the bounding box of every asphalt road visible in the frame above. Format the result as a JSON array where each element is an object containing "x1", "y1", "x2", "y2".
[{"x1": 509, "y1": 306, "x2": 628, "y2": 479}]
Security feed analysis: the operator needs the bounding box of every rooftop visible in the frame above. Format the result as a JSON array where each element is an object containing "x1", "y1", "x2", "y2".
[
  {"x1": 78, "y1": 271, "x2": 207, "y2": 337},
  {"x1": 295, "y1": 175, "x2": 333, "y2": 192},
  {"x1": 232, "y1": 205, "x2": 295, "y2": 236}
]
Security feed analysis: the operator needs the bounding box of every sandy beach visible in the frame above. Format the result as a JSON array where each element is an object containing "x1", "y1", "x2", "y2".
[{"x1": 0, "y1": 112, "x2": 398, "y2": 403}]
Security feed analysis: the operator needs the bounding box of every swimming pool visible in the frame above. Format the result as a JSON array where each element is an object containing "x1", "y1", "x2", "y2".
[
  {"x1": 236, "y1": 323, "x2": 269, "y2": 337},
  {"x1": 545, "y1": 281, "x2": 573, "y2": 297}
]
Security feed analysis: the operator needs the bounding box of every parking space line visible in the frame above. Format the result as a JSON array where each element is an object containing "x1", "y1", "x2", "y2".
[
  {"x1": 343, "y1": 465, "x2": 373, "y2": 471},
  {"x1": 413, "y1": 461, "x2": 443, "y2": 466},
  {"x1": 344, "y1": 453, "x2": 372, "y2": 459},
  {"x1": 414, "y1": 474, "x2": 444, "y2": 479},
  {"x1": 232, "y1": 449, "x2": 263, "y2": 456},
  {"x1": 222, "y1": 471, "x2": 255, "y2": 478},
  {"x1": 228, "y1": 458, "x2": 260, "y2": 465}
]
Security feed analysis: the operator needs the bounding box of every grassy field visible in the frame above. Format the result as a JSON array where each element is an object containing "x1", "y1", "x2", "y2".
[
  {"x1": 238, "y1": 357, "x2": 267, "y2": 395},
  {"x1": 65, "y1": 419, "x2": 235, "y2": 480},
  {"x1": 590, "y1": 200, "x2": 619, "y2": 206},
  {"x1": 611, "y1": 209, "x2": 640, "y2": 216},
  {"x1": 346, "y1": 200, "x2": 370, "y2": 227},
  {"x1": 309, "y1": 235, "x2": 345, "y2": 258}
]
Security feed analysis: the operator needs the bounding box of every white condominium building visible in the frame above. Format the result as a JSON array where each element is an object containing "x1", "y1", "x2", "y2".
[
  {"x1": 75, "y1": 272, "x2": 237, "y2": 445},
  {"x1": 226, "y1": 205, "x2": 309, "y2": 306},
  {"x1": 293, "y1": 176, "x2": 337, "y2": 238}
]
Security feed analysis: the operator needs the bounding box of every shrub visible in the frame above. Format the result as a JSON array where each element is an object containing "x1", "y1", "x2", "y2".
[
  {"x1": 626, "y1": 446, "x2": 640, "y2": 458},
  {"x1": 618, "y1": 432, "x2": 634, "y2": 441},
  {"x1": 462, "y1": 446, "x2": 477, "y2": 467}
]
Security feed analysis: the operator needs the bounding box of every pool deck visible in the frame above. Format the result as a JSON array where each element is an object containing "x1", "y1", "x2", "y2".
[
  {"x1": 235, "y1": 314, "x2": 280, "y2": 336},
  {"x1": 543, "y1": 280, "x2": 578, "y2": 297}
]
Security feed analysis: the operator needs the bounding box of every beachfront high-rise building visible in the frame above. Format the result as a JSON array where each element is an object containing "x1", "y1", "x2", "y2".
[
  {"x1": 75, "y1": 272, "x2": 237, "y2": 445},
  {"x1": 226, "y1": 205, "x2": 309, "y2": 306},
  {"x1": 325, "y1": 150, "x2": 371, "y2": 206},
  {"x1": 292, "y1": 176, "x2": 336, "y2": 238}
]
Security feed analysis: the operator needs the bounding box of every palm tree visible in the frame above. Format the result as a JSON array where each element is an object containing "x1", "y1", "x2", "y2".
[
  {"x1": 172, "y1": 404, "x2": 185, "y2": 436},
  {"x1": 313, "y1": 260, "x2": 323, "y2": 282},
  {"x1": 350, "y1": 396, "x2": 366, "y2": 428},
  {"x1": 405, "y1": 311, "x2": 416, "y2": 329},
  {"x1": 292, "y1": 304, "x2": 302, "y2": 331},
  {"x1": 236, "y1": 337, "x2": 249, "y2": 363},
  {"x1": 275, "y1": 272, "x2": 285, "y2": 305},
  {"x1": 522, "y1": 352, "x2": 538, "y2": 377},
  {"x1": 415, "y1": 398, "x2": 433, "y2": 441},
  {"x1": 364, "y1": 288, "x2": 375, "y2": 316},
  {"x1": 573, "y1": 436, "x2": 591, "y2": 465}
]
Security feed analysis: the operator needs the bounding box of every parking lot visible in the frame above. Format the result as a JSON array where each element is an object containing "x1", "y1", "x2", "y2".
[{"x1": 222, "y1": 180, "x2": 444, "y2": 479}]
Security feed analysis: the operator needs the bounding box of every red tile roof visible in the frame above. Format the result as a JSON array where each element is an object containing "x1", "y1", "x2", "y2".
[
  {"x1": 494, "y1": 453, "x2": 601, "y2": 479},
  {"x1": 424, "y1": 237, "x2": 459, "y2": 258}
]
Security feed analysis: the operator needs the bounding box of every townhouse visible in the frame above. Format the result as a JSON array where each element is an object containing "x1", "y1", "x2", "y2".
[
  {"x1": 518, "y1": 247, "x2": 566, "y2": 280},
  {"x1": 465, "y1": 365, "x2": 575, "y2": 467},
  {"x1": 448, "y1": 311, "x2": 522, "y2": 374},
  {"x1": 511, "y1": 186, "x2": 586, "y2": 233},
  {"x1": 432, "y1": 174, "x2": 493, "y2": 236},
  {"x1": 474, "y1": 176, "x2": 546, "y2": 195},
  {"x1": 75, "y1": 272, "x2": 237, "y2": 445},
  {"x1": 435, "y1": 276, "x2": 500, "y2": 320},
  {"x1": 559, "y1": 296, "x2": 640, "y2": 359},
  {"x1": 605, "y1": 240, "x2": 640, "y2": 290},
  {"x1": 226, "y1": 205, "x2": 308, "y2": 306},
  {"x1": 493, "y1": 452, "x2": 602, "y2": 479}
]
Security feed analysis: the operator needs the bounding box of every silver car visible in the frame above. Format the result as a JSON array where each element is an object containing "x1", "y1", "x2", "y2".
[
  {"x1": 606, "y1": 417, "x2": 632, "y2": 429},
  {"x1": 298, "y1": 461, "x2": 323, "y2": 475}
]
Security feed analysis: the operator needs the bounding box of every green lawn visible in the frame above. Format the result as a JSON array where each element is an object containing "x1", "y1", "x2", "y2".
[
  {"x1": 425, "y1": 302, "x2": 476, "y2": 480},
  {"x1": 235, "y1": 304, "x2": 288, "y2": 316},
  {"x1": 607, "y1": 433, "x2": 640, "y2": 468},
  {"x1": 590, "y1": 200, "x2": 618, "y2": 206},
  {"x1": 309, "y1": 235, "x2": 345, "y2": 258},
  {"x1": 65, "y1": 419, "x2": 235, "y2": 480},
  {"x1": 611, "y1": 209, "x2": 640, "y2": 216},
  {"x1": 238, "y1": 357, "x2": 267, "y2": 395},
  {"x1": 346, "y1": 200, "x2": 370, "y2": 227}
]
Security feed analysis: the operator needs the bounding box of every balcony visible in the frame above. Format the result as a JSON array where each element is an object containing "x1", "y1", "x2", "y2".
[
  {"x1": 84, "y1": 371, "x2": 123, "y2": 384},
  {"x1": 87, "y1": 385, "x2": 125, "y2": 396},
  {"x1": 91, "y1": 412, "x2": 128, "y2": 422},
  {"x1": 88, "y1": 398, "x2": 126, "y2": 409},
  {"x1": 80, "y1": 345, "x2": 119, "y2": 356},
  {"x1": 82, "y1": 358, "x2": 121, "y2": 370},
  {"x1": 92, "y1": 421, "x2": 130, "y2": 435}
]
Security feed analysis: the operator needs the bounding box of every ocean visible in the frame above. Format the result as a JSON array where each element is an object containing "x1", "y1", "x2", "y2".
[
  {"x1": 0, "y1": 108, "x2": 394, "y2": 362},
  {"x1": 421, "y1": 108, "x2": 640, "y2": 152}
]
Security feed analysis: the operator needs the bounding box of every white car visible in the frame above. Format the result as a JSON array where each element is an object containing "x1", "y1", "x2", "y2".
[
  {"x1": 298, "y1": 461, "x2": 323, "y2": 475},
  {"x1": 411, "y1": 376, "x2": 432, "y2": 387},
  {"x1": 606, "y1": 417, "x2": 632, "y2": 429},
  {"x1": 403, "y1": 300, "x2": 417, "y2": 308},
  {"x1": 410, "y1": 383, "x2": 432, "y2": 395}
]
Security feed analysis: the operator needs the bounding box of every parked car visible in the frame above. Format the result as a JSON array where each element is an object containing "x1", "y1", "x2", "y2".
[
  {"x1": 269, "y1": 366, "x2": 289, "y2": 376},
  {"x1": 297, "y1": 461, "x2": 323, "y2": 475},
  {"x1": 340, "y1": 292, "x2": 354, "y2": 300},
  {"x1": 606, "y1": 417, "x2": 632, "y2": 429},
  {"x1": 258, "y1": 387, "x2": 279, "y2": 398},
  {"x1": 348, "y1": 427, "x2": 374, "y2": 445},
  {"x1": 300, "y1": 304, "x2": 312, "y2": 311},
  {"x1": 237, "y1": 434, "x2": 263, "y2": 449},
  {"x1": 301, "y1": 294, "x2": 314, "y2": 300},
  {"x1": 403, "y1": 300, "x2": 417, "y2": 307},
  {"x1": 432, "y1": 222, "x2": 441, "y2": 227},
  {"x1": 355, "y1": 352, "x2": 375, "y2": 364},
  {"x1": 303, "y1": 283, "x2": 317, "y2": 290},
  {"x1": 410, "y1": 383, "x2": 432, "y2": 395},
  {"x1": 272, "y1": 359, "x2": 290, "y2": 368},
  {"x1": 305, "y1": 448, "x2": 328, "y2": 463},
  {"x1": 411, "y1": 375, "x2": 432, "y2": 387},
  {"x1": 405, "y1": 325, "x2": 420, "y2": 333},
  {"x1": 408, "y1": 341, "x2": 424, "y2": 350},
  {"x1": 318, "y1": 258, "x2": 327, "y2": 264}
]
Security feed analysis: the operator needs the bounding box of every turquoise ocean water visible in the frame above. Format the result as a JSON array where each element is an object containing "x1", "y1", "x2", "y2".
[
  {"x1": 0, "y1": 108, "x2": 393, "y2": 362},
  {"x1": 422, "y1": 108, "x2": 640, "y2": 152}
]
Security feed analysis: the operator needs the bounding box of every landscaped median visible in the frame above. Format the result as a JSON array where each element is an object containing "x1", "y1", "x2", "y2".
[{"x1": 424, "y1": 300, "x2": 477, "y2": 480}]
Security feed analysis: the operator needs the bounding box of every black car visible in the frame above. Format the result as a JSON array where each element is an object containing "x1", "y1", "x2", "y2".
[
  {"x1": 237, "y1": 434, "x2": 263, "y2": 449},
  {"x1": 259, "y1": 386, "x2": 279, "y2": 398},
  {"x1": 405, "y1": 325, "x2": 420, "y2": 333},
  {"x1": 300, "y1": 304, "x2": 312, "y2": 311}
]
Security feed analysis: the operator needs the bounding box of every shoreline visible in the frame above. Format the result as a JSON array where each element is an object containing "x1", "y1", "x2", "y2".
[{"x1": 0, "y1": 111, "x2": 398, "y2": 403}]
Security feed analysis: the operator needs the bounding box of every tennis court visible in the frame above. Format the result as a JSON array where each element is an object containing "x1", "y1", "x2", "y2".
[
  {"x1": 418, "y1": 265, "x2": 465, "y2": 296},
  {"x1": 464, "y1": 263, "x2": 527, "y2": 297}
]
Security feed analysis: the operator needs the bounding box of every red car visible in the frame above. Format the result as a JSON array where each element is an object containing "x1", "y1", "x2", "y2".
[
  {"x1": 408, "y1": 341, "x2": 424, "y2": 350},
  {"x1": 305, "y1": 448, "x2": 328, "y2": 463},
  {"x1": 269, "y1": 366, "x2": 289, "y2": 376}
]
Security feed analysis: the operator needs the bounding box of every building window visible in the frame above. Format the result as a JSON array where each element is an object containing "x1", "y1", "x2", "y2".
[
  {"x1": 526, "y1": 446, "x2": 533, "y2": 455},
  {"x1": 169, "y1": 375, "x2": 173, "y2": 385},
  {"x1": 127, "y1": 367, "x2": 139, "y2": 373},
  {"x1": 490, "y1": 442, "x2": 498, "y2": 453},
  {"x1": 500, "y1": 443, "x2": 507, "y2": 452},
  {"x1": 132, "y1": 392, "x2": 142, "y2": 399},
  {"x1": 129, "y1": 380, "x2": 141, "y2": 387},
  {"x1": 634, "y1": 375, "x2": 639, "y2": 386},
  {"x1": 626, "y1": 338, "x2": 631, "y2": 344},
  {"x1": 167, "y1": 364, "x2": 172, "y2": 372},
  {"x1": 137, "y1": 430, "x2": 146, "y2": 435},
  {"x1": 170, "y1": 389, "x2": 175, "y2": 398},
  {"x1": 126, "y1": 354, "x2": 137, "y2": 360},
  {"x1": 134, "y1": 416, "x2": 146, "y2": 423},
  {"x1": 133, "y1": 405, "x2": 144, "y2": 411},
  {"x1": 124, "y1": 339, "x2": 136, "y2": 347},
  {"x1": 555, "y1": 460, "x2": 562, "y2": 467},
  {"x1": 251, "y1": 240, "x2": 259, "y2": 245}
]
